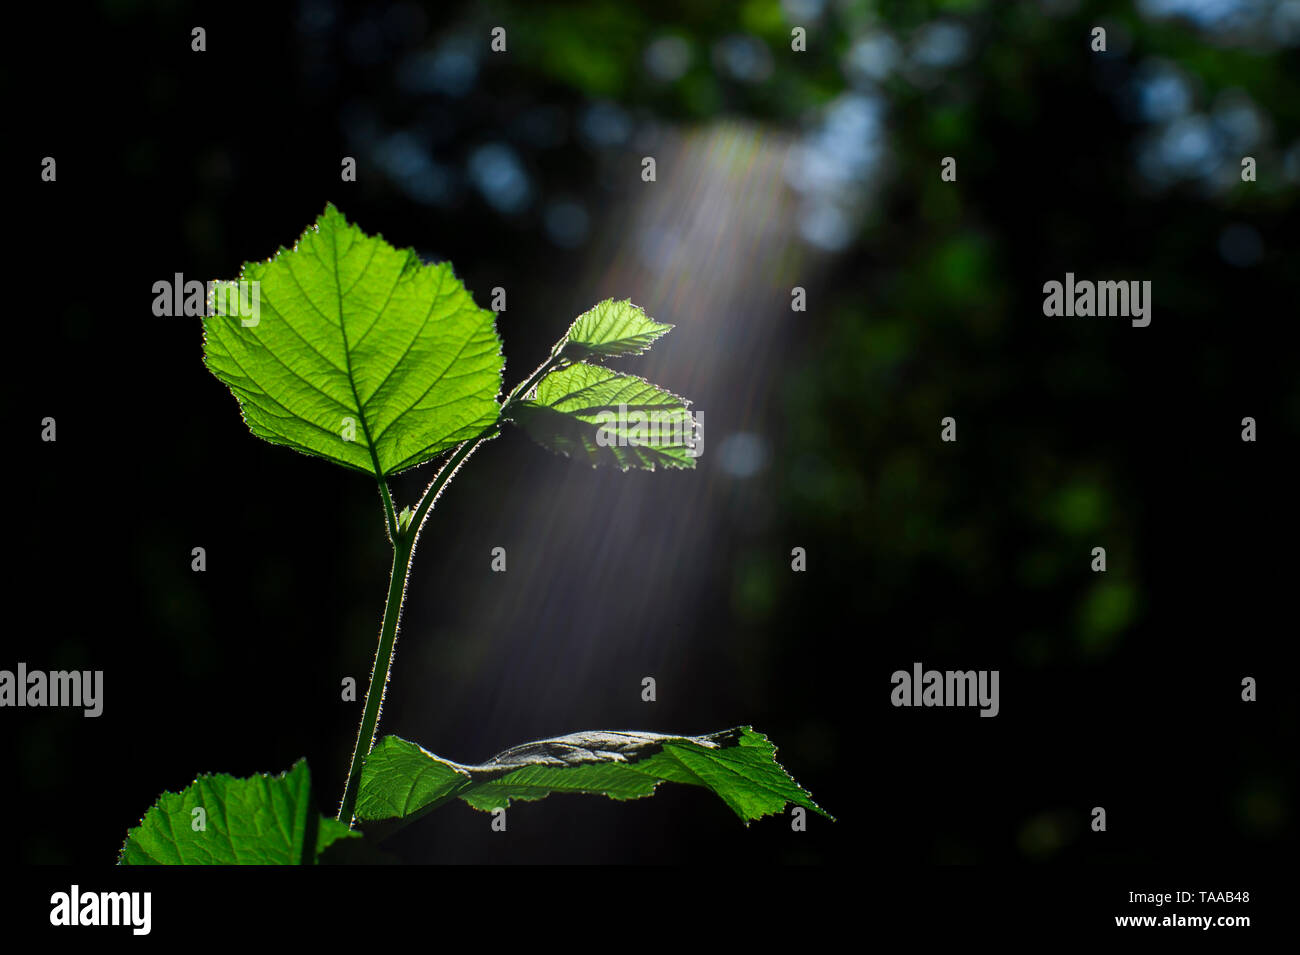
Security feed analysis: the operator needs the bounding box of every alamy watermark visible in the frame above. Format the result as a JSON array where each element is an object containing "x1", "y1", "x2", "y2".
[
  {"x1": 595, "y1": 403, "x2": 703, "y2": 458},
  {"x1": 50, "y1": 885, "x2": 150, "y2": 935},
  {"x1": 891, "y1": 662, "x2": 999, "y2": 717},
  {"x1": 1, "y1": 663, "x2": 103, "y2": 717},
  {"x1": 1042, "y1": 273, "x2": 1151, "y2": 327},
  {"x1": 153, "y1": 273, "x2": 260, "y2": 326}
]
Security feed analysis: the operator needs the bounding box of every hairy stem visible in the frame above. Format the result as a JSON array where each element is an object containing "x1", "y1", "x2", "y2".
[
  {"x1": 376, "y1": 478, "x2": 398, "y2": 543},
  {"x1": 336, "y1": 348, "x2": 567, "y2": 825},
  {"x1": 338, "y1": 533, "x2": 412, "y2": 824}
]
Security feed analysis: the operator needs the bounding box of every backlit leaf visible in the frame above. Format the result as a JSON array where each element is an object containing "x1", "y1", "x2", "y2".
[
  {"x1": 119, "y1": 759, "x2": 358, "y2": 865},
  {"x1": 356, "y1": 727, "x2": 831, "y2": 826},
  {"x1": 203, "y1": 204, "x2": 503, "y2": 476},
  {"x1": 560, "y1": 298, "x2": 672, "y2": 359},
  {"x1": 509, "y1": 362, "x2": 697, "y2": 470}
]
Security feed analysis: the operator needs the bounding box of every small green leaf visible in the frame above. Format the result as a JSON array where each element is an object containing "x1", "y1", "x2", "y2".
[
  {"x1": 316, "y1": 816, "x2": 359, "y2": 857},
  {"x1": 203, "y1": 204, "x2": 504, "y2": 476},
  {"x1": 356, "y1": 727, "x2": 831, "y2": 826},
  {"x1": 560, "y1": 299, "x2": 673, "y2": 359},
  {"x1": 118, "y1": 759, "x2": 358, "y2": 865},
  {"x1": 397, "y1": 505, "x2": 415, "y2": 532},
  {"x1": 509, "y1": 362, "x2": 697, "y2": 470}
]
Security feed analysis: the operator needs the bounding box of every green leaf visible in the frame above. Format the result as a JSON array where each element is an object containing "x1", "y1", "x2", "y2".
[
  {"x1": 559, "y1": 298, "x2": 673, "y2": 359},
  {"x1": 118, "y1": 759, "x2": 358, "y2": 865},
  {"x1": 203, "y1": 204, "x2": 504, "y2": 476},
  {"x1": 396, "y1": 504, "x2": 415, "y2": 532},
  {"x1": 316, "y1": 816, "x2": 360, "y2": 857},
  {"x1": 356, "y1": 727, "x2": 831, "y2": 826},
  {"x1": 508, "y1": 362, "x2": 698, "y2": 470}
]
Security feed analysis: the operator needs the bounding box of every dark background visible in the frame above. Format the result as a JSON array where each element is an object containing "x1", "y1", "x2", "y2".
[{"x1": 4, "y1": 0, "x2": 1296, "y2": 865}]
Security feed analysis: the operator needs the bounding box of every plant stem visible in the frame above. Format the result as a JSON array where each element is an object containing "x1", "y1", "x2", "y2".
[
  {"x1": 376, "y1": 478, "x2": 398, "y2": 543},
  {"x1": 336, "y1": 348, "x2": 568, "y2": 825},
  {"x1": 337, "y1": 532, "x2": 412, "y2": 824}
]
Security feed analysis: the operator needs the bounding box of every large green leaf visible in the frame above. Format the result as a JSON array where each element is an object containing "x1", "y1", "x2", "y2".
[
  {"x1": 509, "y1": 362, "x2": 697, "y2": 470},
  {"x1": 559, "y1": 299, "x2": 673, "y2": 359},
  {"x1": 356, "y1": 727, "x2": 831, "y2": 826},
  {"x1": 203, "y1": 203, "x2": 504, "y2": 476},
  {"x1": 118, "y1": 759, "x2": 357, "y2": 865}
]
